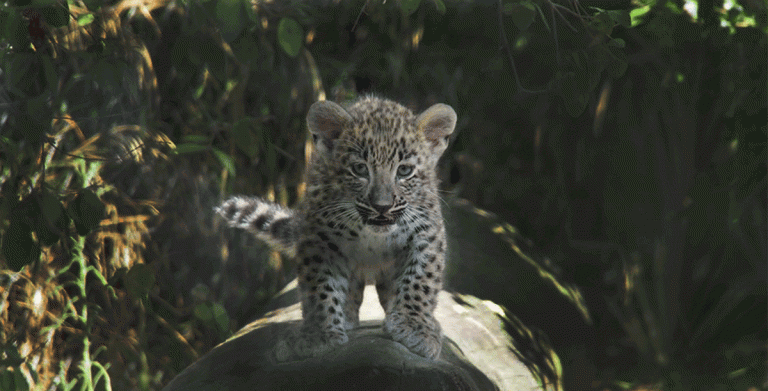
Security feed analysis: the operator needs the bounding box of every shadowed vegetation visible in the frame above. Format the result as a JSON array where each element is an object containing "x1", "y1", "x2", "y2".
[{"x1": 0, "y1": 0, "x2": 764, "y2": 390}]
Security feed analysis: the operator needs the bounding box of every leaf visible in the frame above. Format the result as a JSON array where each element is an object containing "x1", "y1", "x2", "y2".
[
  {"x1": 215, "y1": 0, "x2": 245, "y2": 42},
  {"x1": 212, "y1": 147, "x2": 236, "y2": 176},
  {"x1": 33, "y1": 189, "x2": 69, "y2": 246},
  {"x1": 400, "y1": 0, "x2": 421, "y2": 15},
  {"x1": 124, "y1": 263, "x2": 156, "y2": 299},
  {"x1": 277, "y1": 18, "x2": 302, "y2": 58},
  {"x1": 1, "y1": 10, "x2": 27, "y2": 50},
  {"x1": 2, "y1": 220, "x2": 39, "y2": 271},
  {"x1": 193, "y1": 303, "x2": 212, "y2": 322},
  {"x1": 607, "y1": 38, "x2": 625, "y2": 48},
  {"x1": 174, "y1": 143, "x2": 208, "y2": 154},
  {"x1": 41, "y1": 54, "x2": 58, "y2": 92},
  {"x1": 630, "y1": 5, "x2": 651, "y2": 27},
  {"x1": 181, "y1": 134, "x2": 210, "y2": 144},
  {"x1": 76, "y1": 13, "x2": 94, "y2": 26},
  {"x1": 508, "y1": 1, "x2": 537, "y2": 31},
  {"x1": 231, "y1": 118, "x2": 258, "y2": 159},
  {"x1": 68, "y1": 189, "x2": 105, "y2": 236},
  {"x1": 608, "y1": 9, "x2": 632, "y2": 28},
  {"x1": 211, "y1": 302, "x2": 230, "y2": 334},
  {"x1": 432, "y1": 0, "x2": 446, "y2": 14}
]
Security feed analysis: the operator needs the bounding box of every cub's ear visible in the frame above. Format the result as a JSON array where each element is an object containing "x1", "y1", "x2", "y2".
[
  {"x1": 307, "y1": 100, "x2": 353, "y2": 153},
  {"x1": 416, "y1": 103, "x2": 457, "y2": 154}
]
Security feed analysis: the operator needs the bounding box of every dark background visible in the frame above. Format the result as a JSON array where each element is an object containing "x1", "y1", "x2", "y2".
[{"x1": 0, "y1": 0, "x2": 765, "y2": 390}]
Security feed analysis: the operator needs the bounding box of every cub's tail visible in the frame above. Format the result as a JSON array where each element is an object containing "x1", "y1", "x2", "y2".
[{"x1": 215, "y1": 196, "x2": 299, "y2": 257}]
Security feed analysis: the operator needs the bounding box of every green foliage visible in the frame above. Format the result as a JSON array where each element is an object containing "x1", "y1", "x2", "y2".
[
  {"x1": 68, "y1": 189, "x2": 106, "y2": 236},
  {"x1": 277, "y1": 17, "x2": 303, "y2": 57},
  {"x1": 0, "y1": 0, "x2": 764, "y2": 390}
]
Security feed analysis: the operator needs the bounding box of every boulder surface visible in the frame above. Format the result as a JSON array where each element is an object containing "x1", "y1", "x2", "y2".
[{"x1": 163, "y1": 282, "x2": 543, "y2": 391}]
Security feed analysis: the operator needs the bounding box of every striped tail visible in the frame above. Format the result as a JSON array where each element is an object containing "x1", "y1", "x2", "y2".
[{"x1": 215, "y1": 196, "x2": 299, "y2": 257}]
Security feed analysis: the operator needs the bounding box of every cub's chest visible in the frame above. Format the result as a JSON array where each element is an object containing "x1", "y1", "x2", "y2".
[{"x1": 337, "y1": 229, "x2": 408, "y2": 277}]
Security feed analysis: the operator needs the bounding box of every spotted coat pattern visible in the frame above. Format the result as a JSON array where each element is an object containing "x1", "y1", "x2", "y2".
[{"x1": 216, "y1": 96, "x2": 457, "y2": 360}]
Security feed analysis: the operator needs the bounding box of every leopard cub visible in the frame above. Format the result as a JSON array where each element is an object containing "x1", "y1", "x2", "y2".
[{"x1": 216, "y1": 96, "x2": 456, "y2": 360}]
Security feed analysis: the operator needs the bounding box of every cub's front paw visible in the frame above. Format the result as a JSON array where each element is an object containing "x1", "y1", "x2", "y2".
[
  {"x1": 384, "y1": 312, "x2": 442, "y2": 359},
  {"x1": 274, "y1": 327, "x2": 349, "y2": 362}
]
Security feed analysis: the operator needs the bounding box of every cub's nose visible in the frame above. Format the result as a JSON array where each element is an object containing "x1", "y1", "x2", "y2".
[{"x1": 370, "y1": 201, "x2": 393, "y2": 214}]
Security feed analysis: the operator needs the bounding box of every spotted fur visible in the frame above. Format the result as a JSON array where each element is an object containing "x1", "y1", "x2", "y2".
[{"x1": 216, "y1": 96, "x2": 456, "y2": 360}]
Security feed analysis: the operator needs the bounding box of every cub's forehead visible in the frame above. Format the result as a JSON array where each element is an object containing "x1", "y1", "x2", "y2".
[{"x1": 346, "y1": 97, "x2": 417, "y2": 138}]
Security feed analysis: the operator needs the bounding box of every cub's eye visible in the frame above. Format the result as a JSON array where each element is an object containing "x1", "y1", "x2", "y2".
[
  {"x1": 351, "y1": 162, "x2": 369, "y2": 177},
  {"x1": 396, "y1": 164, "x2": 414, "y2": 177}
]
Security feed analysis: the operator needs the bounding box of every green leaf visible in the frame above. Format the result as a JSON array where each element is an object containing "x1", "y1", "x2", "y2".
[
  {"x1": 2, "y1": 220, "x2": 39, "y2": 272},
  {"x1": 41, "y1": 54, "x2": 58, "y2": 92},
  {"x1": 607, "y1": 38, "x2": 625, "y2": 48},
  {"x1": 630, "y1": 5, "x2": 651, "y2": 27},
  {"x1": 193, "y1": 303, "x2": 212, "y2": 322},
  {"x1": 193, "y1": 302, "x2": 230, "y2": 337},
  {"x1": 6, "y1": 54, "x2": 35, "y2": 97},
  {"x1": 609, "y1": 9, "x2": 632, "y2": 28},
  {"x1": 215, "y1": 0, "x2": 245, "y2": 42},
  {"x1": 181, "y1": 134, "x2": 210, "y2": 144},
  {"x1": 231, "y1": 118, "x2": 258, "y2": 159},
  {"x1": 401, "y1": 0, "x2": 421, "y2": 15},
  {"x1": 212, "y1": 147, "x2": 236, "y2": 176},
  {"x1": 508, "y1": 1, "x2": 537, "y2": 31},
  {"x1": 38, "y1": 4, "x2": 69, "y2": 28},
  {"x1": 124, "y1": 263, "x2": 156, "y2": 299},
  {"x1": 211, "y1": 302, "x2": 230, "y2": 335},
  {"x1": 76, "y1": 13, "x2": 94, "y2": 26},
  {"x1": 68, "y1": 189, "x2": 105, "y2": 236},
  {"x1": 33, "y1": 189, "x2": 69, "y2": 246},
  {"x1": 432, "y1": 0, "x2": 446, "y2": 14},
  {"x1": 174, "y1": 143, "x2": 208, "y2": 154},
  {"x1": 277, "y1": 18, "x2": 302, "y2": 57}
]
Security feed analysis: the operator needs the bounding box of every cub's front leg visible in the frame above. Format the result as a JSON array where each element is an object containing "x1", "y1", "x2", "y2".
[
  {"x1": 383, "y1": 236, "x2": 445, "y2": 360},
  {"x1": 277, "y1": 242, "x2": 351, "y2": 361}
]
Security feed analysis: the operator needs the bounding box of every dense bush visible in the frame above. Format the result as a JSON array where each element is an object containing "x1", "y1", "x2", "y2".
[{"x1": 0, "y1": 0, "x2": 764, "y2": 390}]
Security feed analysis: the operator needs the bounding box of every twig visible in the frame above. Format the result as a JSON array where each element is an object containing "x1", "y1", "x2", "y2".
[
  {"x1": 497, "y1": 0, "x2": 547, "y2": 94},
  {"x1": 352, "y1": 0, "x2": 370, "y2": 32},
  {"x1": 550, "y1": 2, "x2": 579, "y2": 32}
]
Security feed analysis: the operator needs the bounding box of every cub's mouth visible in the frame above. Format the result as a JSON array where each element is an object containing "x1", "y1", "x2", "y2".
[{"x1": 365, "y1": 216, "x2": 396, "y2": 226}]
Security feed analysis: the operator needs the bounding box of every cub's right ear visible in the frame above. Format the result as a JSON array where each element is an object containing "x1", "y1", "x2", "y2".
[{"x1": 307, "y1": 101, "x2": 353, "y2": 153}]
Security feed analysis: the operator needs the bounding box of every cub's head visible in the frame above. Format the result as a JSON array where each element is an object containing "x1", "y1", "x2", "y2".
[{"x1": 306, "y1": 97, "x2": 456, "y2": 232}]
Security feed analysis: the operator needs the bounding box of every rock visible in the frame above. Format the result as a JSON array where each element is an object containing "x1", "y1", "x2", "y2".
[{"x1": 163, "y1": 282, "x2": 543, "y2": 391}]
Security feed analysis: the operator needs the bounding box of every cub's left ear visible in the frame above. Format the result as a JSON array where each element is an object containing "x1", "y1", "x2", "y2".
[{"x1": 416, "y1": 103, "x2": 457, "y2": 155}]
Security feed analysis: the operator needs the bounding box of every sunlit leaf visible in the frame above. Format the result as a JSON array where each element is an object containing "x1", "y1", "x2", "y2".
[
  {"x1": 212, "y1": 147, "x2": 236, "y2": 176},
  {"x1": 630, "y1": 5, "x2": 651, "y2": 27},
  {"x1": 277, "y1": 17, "x2": 302, "y2": 57},
  {"x1": 77, "y1": 13, "x2": 94, "y2": 26}
]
